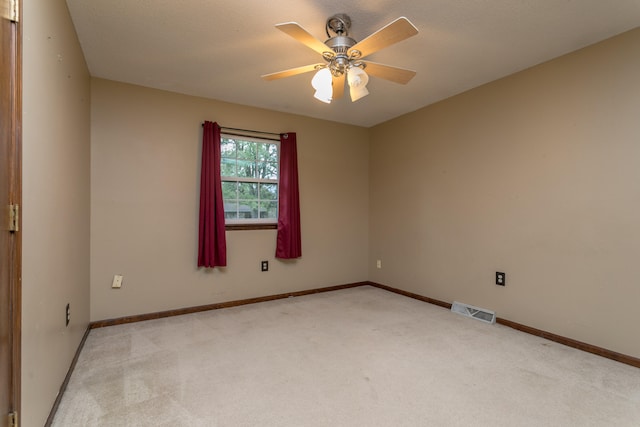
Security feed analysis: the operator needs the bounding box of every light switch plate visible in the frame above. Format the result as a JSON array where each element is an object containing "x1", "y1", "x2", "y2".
[{"x1": 112, "y1": 274, "x2": 123, "y2": 288}]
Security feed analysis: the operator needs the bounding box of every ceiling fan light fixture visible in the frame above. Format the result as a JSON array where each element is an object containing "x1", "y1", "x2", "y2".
[
  {"x1": 311, "y1": 68, "x2": 333, "y2": 103},
  {"x1": 347, "y1": 66, "x2": 369, "y2": 102},
  {"x1": 350, "y1": 85, "x2": 369, "y2": 102}
]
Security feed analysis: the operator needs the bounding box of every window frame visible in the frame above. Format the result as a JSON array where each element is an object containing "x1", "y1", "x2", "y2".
[{"x1": 220, "y1": 133, "x2": 280, "y2": 229}]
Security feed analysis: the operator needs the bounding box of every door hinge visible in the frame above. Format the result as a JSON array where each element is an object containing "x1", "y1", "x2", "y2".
[
  {"x1": 8, "y1": 411, "x2": 18, "y2": 427},
  {"x1": 8, "y1": 204, "x2": 19, "y2": 232}
]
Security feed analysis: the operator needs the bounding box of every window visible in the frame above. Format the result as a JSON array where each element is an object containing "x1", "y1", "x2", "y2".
[{"x1": 220, "y1": 135, "x2": 279, "y2": 225}]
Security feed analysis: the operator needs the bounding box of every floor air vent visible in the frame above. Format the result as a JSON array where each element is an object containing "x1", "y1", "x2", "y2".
[{"x1": 451, "y1": 301, "x2": 496, "y2": 324}]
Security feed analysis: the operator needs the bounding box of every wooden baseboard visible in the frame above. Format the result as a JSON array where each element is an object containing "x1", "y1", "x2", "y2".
[
  {"x1": 90, "y1": 279, "x2": 640, "y2": 368},
  {"x1": 368, "y1": 282, "x2": 452, "y2": 309},
  {"x1": 44, "y1": 325, "x2": 91, "y2": 427},
  {"x1": 495, "y1": 317, "x2": 640, "y2": 368},
  {"x1": 90, "y1": 282, "x2": 368, "y2": 329},
  {"x1": 368, "y1": 281, "x2": 640, "y2": 369}
]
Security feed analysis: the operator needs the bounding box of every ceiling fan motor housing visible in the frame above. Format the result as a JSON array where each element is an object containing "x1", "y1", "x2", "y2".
[{"x1": 325, "y1": 36, "x2": 357, "y2": 54}]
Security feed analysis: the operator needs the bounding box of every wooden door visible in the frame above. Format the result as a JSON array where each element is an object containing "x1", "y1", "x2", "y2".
[{"x1": 1, "y1": 0, "x2": 21, "y2": 424}]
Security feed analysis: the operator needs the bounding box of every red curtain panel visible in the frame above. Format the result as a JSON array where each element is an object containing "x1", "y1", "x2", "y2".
[
  {"x1": 276, "y1": 132, "x2": 302, "y2": 259},
  {"x1": 198, "y1": 121, "x2": 227, "y2": 267}
]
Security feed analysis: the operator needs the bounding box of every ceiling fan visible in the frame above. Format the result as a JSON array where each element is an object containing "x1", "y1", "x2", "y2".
[{"x1": 261, "y1": 14, "x2": 419, "y2": 103}]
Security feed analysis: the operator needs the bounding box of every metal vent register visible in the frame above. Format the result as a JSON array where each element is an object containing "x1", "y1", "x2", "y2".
[{"x1": 451, "y1": 301, "x2": 496, "y2": 324}]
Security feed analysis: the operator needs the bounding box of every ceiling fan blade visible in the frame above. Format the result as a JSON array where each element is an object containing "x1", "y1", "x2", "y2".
[
  {"x1": 261, "y1": 64, "x2": 324, "y2": 81},
  {"x1": 348, "y1": 17, "x2": 418, "y2": 59},
  {"x1": 276, "y1": 22, "x2": 332, "y2": 56},
  {"x1": 363, "y1": 61, "x2": 416, "y2": 84},
  {"x1": 332, "y1": 73, "x2": 345, "y2": 99}
]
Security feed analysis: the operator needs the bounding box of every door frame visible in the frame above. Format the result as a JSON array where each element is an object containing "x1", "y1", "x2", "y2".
[{"x1": 1, "y1": 0, "x2": 22, "y2": 422}]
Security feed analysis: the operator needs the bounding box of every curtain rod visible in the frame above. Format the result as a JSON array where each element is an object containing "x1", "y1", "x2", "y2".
[{"x1": 201, "y1": 123, "x2": 281, "y2": 138}]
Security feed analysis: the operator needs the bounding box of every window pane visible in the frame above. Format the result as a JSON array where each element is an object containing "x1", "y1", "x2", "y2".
[
  {"x1": 236, "y1": 141, "x2": 256, "y2": 160},
  {"x1": 238, "y1": 182, "x2": 258, "y2": 199},
  {"x1": 224, "y1": 200, "x2": 238, "y2": 219},
  {"x1": 260, "y1": 183, "x2": 278, "y2": 200},
  {"x1": 237, "y1": 202, "x2": 258, "y2": 218},
  {"x1": 222, "y1": 181, "x2": 237, "y2": 200},
  {"x1": 268, "y1": 144, "x2": 278, "y2": 162},
  {"x1": 221, "y1": 158, "x2": 236, "y2": 177},
  {"x1": 258, "y1": 143, "x2": 278, "y2": 162},
  {"x1": 221, "y1": 139, "x2": 236, "y2": 158},
  {"x1": 237, "y1": 160, "x2": 256, "y2": 178},
  {"x1": 260, "y1": 201, "x2": 278, "y2": 219},
  {"x1": 258, "y1": 161, "x2": 278, "y2": 180}
]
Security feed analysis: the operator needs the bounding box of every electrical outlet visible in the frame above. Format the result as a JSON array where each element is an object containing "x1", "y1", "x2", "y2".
[
  {"x1": 66, "y1": 303, "x2": 70, "y2": 326},
  {"x1": 376, "y1": 260, "x2": 382, "y2": 269},
  {"x1": 112, "y1": 274, "x2": 123, "y2": 288},
  {"x1": 261, "y1": 261, "x2": 269, "y2": 272},
  {"x1": 496, "y1": 272, "x2": 506, "y2": 286}
]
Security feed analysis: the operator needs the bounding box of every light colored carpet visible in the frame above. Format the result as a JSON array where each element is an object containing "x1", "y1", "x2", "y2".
[{"x1": 52, "y1": 285, "x2": 640, "y2": 426}]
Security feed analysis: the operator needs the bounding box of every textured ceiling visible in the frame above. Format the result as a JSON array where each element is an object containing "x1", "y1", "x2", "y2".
[{"x1": 65, "y1": 0, "x2": 640, "y2": 127}]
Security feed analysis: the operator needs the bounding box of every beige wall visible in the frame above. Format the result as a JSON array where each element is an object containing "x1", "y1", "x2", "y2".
[
  {"x1": 18, "y1": 6, "x2": 639, "y2": 422},
  {"x1": 369, "y1": 28, "x2": 640, "y2": 358},
  {"x1": 22, "y1": 0, "x2": 91, "y2": 426},
  {"x1": 90, "y1": 79, "x2": 370, "y2": 321}
]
